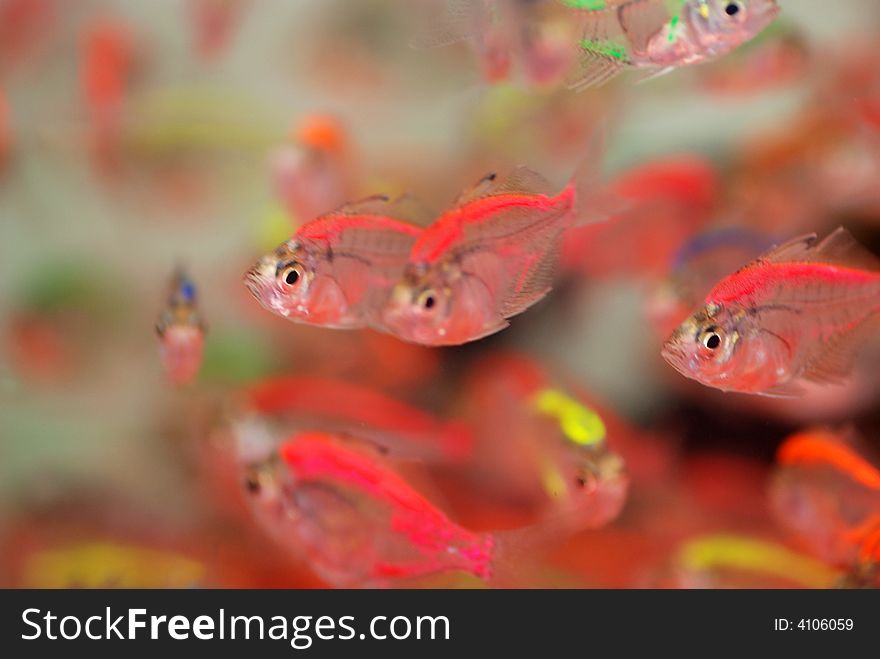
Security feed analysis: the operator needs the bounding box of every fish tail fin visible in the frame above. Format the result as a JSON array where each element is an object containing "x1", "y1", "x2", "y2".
[{"x1": 568, "y1": 127, "x2": 627, "y2": 227}]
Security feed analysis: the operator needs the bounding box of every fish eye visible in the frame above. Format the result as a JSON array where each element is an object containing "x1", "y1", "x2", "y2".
[
  {"x1": 724, "y1": 2, "x2": 743, "y2": 17},
  {"x1": 701, "y1": 327, "x2": 723, "y2": 350},
  {"x1": 416, "y1": 289, "x2": 438, "y2": 311},
  {"x1": 279, "y1": 262, "x2": 305, "y2": 287},
  {"x1": 244, "y1": 474, "x2": 261, "y2": 494}
]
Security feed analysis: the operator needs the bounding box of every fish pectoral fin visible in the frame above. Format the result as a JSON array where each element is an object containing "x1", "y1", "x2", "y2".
[
  {"x1": 498, "y1": 246, "x2": 560, "y2": 318},
  {"x1": 801, "y1": 319, "x2": 879, "y2": 386},
  {"x1": 567, "y1": 45, "x2": 628, "y2": 91}
]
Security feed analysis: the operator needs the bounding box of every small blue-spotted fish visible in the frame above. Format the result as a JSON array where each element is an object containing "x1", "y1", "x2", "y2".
[
  {"x1": 563, "y1": 0, "x2": 780, "y2": 90},
  {"x1": 156, "y1": 268, "x2": 207, "y2": 386}
]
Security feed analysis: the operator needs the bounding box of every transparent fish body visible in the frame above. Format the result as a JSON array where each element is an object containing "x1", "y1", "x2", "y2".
[
  {"x1": 381, "y1": 167, "x2": 576, "y2": 346},
  {"x1": 244, "y1": 196, "x2": 424, "y2": 329},
  {"x1": 242, "y1": 432, "x2": 494, "y2": 587},
  {"x1": 662, "y1": 228, "x2": 880, "y2": 396},
  {"x1": 567, "y1": 0, "x2": 780, "y2": 90}
]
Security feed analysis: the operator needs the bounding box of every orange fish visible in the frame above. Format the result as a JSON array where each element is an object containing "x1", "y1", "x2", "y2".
[
  {"x1": 156, "y1": 269, "x2": 206, "y2": 386},
  {"x1": 270, "y1": 114, "x2": 355, "y2": 225},
  {"x1": 382, "y1": 165, "x2": 592, "y2": 345},
  {"x1": 662, "y1": 228, "x2": 880, "y2": 396},
  {"x1": 243, "y1": 431, "x2": 494, "y2": 586},
  {"x1": 771, "y1": 429, "x2": 880, "y2": 570},
  {"x1": 244, "y1": 195, "x2": 424, "y2": 329},
  {"x1": 240, "y1": 375, "x2": 474, "y2": 463}
]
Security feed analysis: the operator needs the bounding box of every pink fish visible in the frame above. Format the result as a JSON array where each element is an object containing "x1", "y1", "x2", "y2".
[
  {"x1": 243, "y1": 195, "x2": 424, "y2": 329},
  {"x1": 156, "y1": 269, "x2": 206, "y2": 386},
  {"x1": 381, "y1": 166, "x2": 593, "y2": 346},
  {"x1": 243, "y1": 431, "x2": 494, "y2": 586},
  {"x1": 662, "y1": 228, "x2": 880, "y2": 396}
]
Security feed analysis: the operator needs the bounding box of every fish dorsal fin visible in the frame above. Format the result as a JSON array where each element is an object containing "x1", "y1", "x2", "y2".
[
  {"x1": 762, "y1": 228, "x2": 880, "y2": 271},
  {"x1": 334, "y1": 194, "x2": 432, "y2": 227},
  {"x1": 616, "y1": 0, "x2": 674, "y2": 54},
  {"x1": 455, "y1": 166, "x2": 555, "y2": 206}
]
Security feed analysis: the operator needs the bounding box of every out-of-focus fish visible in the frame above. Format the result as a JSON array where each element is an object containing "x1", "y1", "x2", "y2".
[
  {"x1": 661, "y1": 228, "x2": 880, "y2": 396},
  {"x1": 771, "y1": 429, "x2": 880, "y2": 574},
  {"x1": 270, "y1": 114, "x2": 355, "y2": 225},
  {"x1": 80, "y1": 16, "x2": 135, "y2": 173},
  {"x1": 671, "y1": 534, "x2": 841, "y2": 588},
  {"x1": 243, "y1": 195, "x2": 424, "y2": 329},
  {"x1": 382, "y1": 164, "x2": 598, "y2": 346},
  {"x1": 239, "y1": 375, "x2": 475, "y2": 462},
  {"x1": 412, "y1": 0, "x2": 577, "y2": 88},
  {"x1": 243, "y1": 431, "x2": 495, "y2": 586},
  {"x1": 697, "y1": 22, "x2": 808, "y2": 94},
  {"x1": 562, "y1": 153, "x2": 719, "y2": 279},
  {"x1": 156, "y1": 268, "x2": 206, "y2": 386},
  {"x1": 459, "y1": 352, "x2": 628, "y2": 529},
  {"x1": 0, "y1": 0, "x2": 55, "y2": 75},
  {"x1": 190, "y1": 0, "x2": 248, "y2": 61},
  {"x1": 566, "y1": 0, "x2": 780, "y2": 90}
]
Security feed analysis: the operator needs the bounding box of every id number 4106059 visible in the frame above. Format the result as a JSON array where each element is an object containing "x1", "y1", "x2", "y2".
[{"x1": 774, "y1": 618, "x2": 854, "y2": 631}]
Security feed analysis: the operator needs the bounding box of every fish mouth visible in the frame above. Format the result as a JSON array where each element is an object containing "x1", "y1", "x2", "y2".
[{"x1": 660, "y1": 340, "x2": 688, "y2": 373}]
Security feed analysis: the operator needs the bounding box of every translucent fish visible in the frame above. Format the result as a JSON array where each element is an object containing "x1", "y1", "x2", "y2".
[
  {"x1": 661, "y1": 228, "x2": 880, "y2": 396},
  {"x1": 239, "y1": 375, "x2": 475, "y2": 463},
  {"x1": 458, "y1": 352, "x2": 629, "y2": 530},
  {"x1": 156, "y1": 268, "x2": 207, "y2": 386},
  {"x1": 242, "y1": 431, "x2": 495, "y2": 587},
  {"x1": 770, "y1": 429, "x2": 880, "y2": 575},
  {"x1": 381, "y1": 165, "x2": 594, "y2": 346},
  {"x1": 561, "y1": 153, "x2": 719, "y2": 280},
  {"x1": 243, "y1": 195, "x2": 425, "y2": 329},
  {"x1": 412, "y1": 0, "x2": 577, "y2": 88},
  {"x1": 566, "y1": 0, "x2": 780, "y2": 90}
]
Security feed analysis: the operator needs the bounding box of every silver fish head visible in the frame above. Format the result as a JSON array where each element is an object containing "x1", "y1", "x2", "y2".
[
  {"x1": 661, "y1": 301, "x2": 745, "y2": 388},
  {"x1": 243, "y1": 241, "x2": 316, "y2": 320},
  {"x1": 688, "y1": 0, "x2": 780, "y2": 54},
  {"x1": 381, "y1": 263, "x2": 455, "y2": 345}
]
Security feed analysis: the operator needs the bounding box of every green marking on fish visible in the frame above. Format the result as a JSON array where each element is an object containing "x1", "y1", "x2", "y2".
[
  {"x1": 668, "y1": 14, "x2": 680, "y2": 43},
  {"x1": 560, "y1": 0, "x2": 608, "y2": 9},
  {"x1": 579, "y1": 39, "x2": 628, "y2": 61}
]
